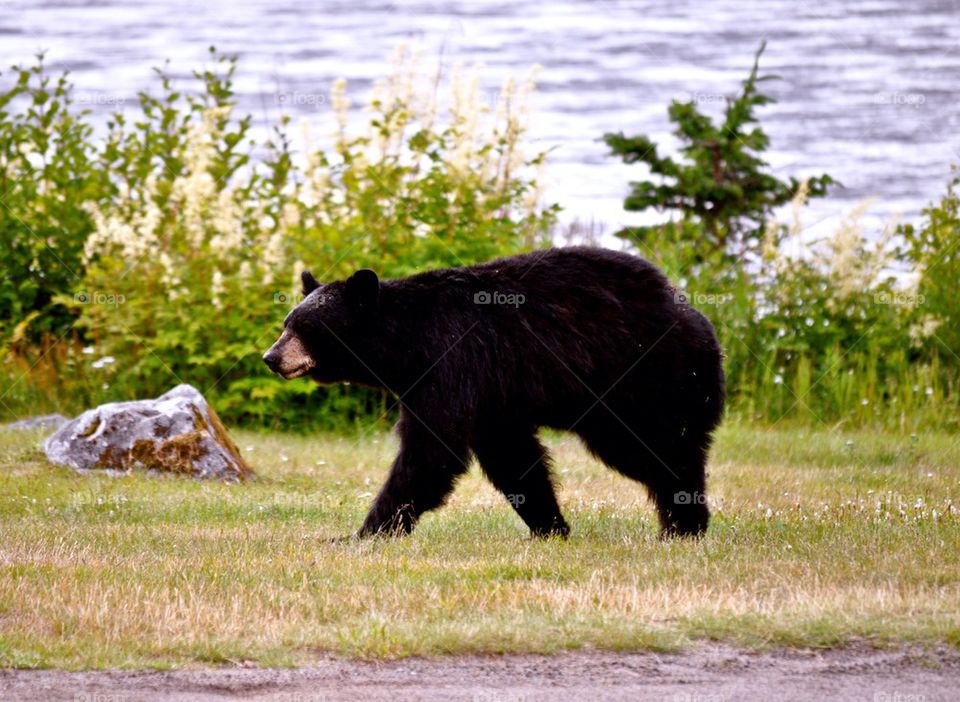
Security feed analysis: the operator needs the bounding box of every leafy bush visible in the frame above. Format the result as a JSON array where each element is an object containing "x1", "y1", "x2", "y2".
[
  {"x1": 735, "y1": 191, "x2": 951, "y2": 427},
  {"x1": 605, "y1": 44, "x2": 958, "y2": 430},
  {"x1": 0, "y1": 55, "x2": 108, "y2": 342},
  {"x1": 649, "y1": 184, "x2": 956, "y2": 430},
  {"x1": 0, "y1": 47, "x2": 556, "y2": 429},
  {"x1": 4, "y1": 43, "x2": 958, "y2": 433},
  {"x1": 899, "y1": 167, "x2": 960, "y2": 364}
]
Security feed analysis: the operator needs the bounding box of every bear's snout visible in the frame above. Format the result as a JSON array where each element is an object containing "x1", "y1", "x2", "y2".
[
  {"x1": 262, "y1": 348, "x2": 282, "y2": 373},
  {"x1": 263, "y1": 329, "x2": 316, "y2": 379}
]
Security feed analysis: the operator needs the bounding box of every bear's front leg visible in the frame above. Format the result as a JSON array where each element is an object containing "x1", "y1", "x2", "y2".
[{"x1": 356, "y1": 413, "x2": 470, "y2": 537}]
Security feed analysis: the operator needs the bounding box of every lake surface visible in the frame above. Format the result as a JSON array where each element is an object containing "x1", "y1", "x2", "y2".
[{"x1": 4, "y1": 0, "x2": 960, "y2": 238}]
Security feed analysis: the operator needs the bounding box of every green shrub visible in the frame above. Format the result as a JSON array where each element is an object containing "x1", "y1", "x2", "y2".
[
  {"x1": 12, "y1": 46, "x2": 555, "y2": 429},
  {"x1": 899, "y1": 167, "x2": 960, "y2": 365},
  {"x1": 4, "y1": 43, "x2": 958, "y2": 433},
  {"x1": 0, "y1": 55, "x2": 108, "y2": 342},
  {"x1": 604, "y1": 43, "x2": 958, "y2": 430}
]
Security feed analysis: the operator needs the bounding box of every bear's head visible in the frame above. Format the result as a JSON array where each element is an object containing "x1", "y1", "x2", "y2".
[{"x1": 262, "y1": 268, "x2": 380, "y2": 384}]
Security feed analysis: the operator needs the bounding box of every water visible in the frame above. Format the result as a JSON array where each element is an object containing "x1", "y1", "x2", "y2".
[{"x1": 4, "y1": 0, "x2": 960, "y2": 238}]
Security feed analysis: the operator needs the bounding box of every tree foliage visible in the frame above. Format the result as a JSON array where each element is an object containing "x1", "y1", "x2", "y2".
[{"x1": 604, "y1": 41, "x2": 834, "y2": 261}]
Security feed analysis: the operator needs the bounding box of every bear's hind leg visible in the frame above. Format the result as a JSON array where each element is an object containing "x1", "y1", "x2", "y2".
[
  {"x1": 645, "y1": 443, "x2": 710, "y2": 538},
  {"x1": 577, "y1": 422, "x2": 709, "y2": 537},
  {"x1": 473, "y1": 427, "x2": 569, "y2": 538}
]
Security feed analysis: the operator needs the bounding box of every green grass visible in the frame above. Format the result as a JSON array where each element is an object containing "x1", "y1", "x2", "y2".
[{"x1": 0, "y1": 422, "x2": 958, "y2": 669}]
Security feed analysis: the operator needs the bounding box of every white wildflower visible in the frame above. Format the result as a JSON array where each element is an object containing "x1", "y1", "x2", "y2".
[
  {"x1": 331, "y1": 78, "x2": 350, "y2": 133},
  {"x1": 262, "y1": 231, "x2": 285, "y2": 285},
  {"x1": 91, "y1": 356, "x2": 115, "y2": 369},
  {"x1": 211, "y1": 269, "x2": 225, "y2": 309}
]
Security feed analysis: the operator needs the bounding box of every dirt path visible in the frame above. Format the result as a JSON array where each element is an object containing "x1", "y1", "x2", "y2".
[{"x1": 2, "y1": 645, "x2": 958, "y2": 701}]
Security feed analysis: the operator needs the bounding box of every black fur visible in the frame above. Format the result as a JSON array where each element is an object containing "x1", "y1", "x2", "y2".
[{"x1": 272, "y1": 247, "x2": 725, "y2": 538}]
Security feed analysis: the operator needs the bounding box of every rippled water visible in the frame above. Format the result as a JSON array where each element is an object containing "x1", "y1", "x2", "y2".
[{"x1": 4, "y1": 0, "x2": 960, "y2": 235}]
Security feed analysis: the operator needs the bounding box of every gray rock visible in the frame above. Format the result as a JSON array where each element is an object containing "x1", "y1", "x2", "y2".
[
  {"x1": 6, "y1": 413, "x2": 70, "y2": 431},
  {"x1": 43, "y1": 384, "x2": 254, "y2": 481}
]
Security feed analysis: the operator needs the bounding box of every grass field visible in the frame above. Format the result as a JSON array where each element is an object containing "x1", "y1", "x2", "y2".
[{"x1": 0, "y1": 422, "x2": 958, "y2": 669}]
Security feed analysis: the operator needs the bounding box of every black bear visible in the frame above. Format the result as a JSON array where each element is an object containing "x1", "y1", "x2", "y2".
[{"x1": 263, "y1": 247, "x2": 724, "y2": 538}]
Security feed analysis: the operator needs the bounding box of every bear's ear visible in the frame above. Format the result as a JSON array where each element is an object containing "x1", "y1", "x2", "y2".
[
  {"x1": 345, "y1": 269, "x2": 380, "y2": 312},
  {"x1": 301, "y1": 271, "x2": 321, "y2": 296}
]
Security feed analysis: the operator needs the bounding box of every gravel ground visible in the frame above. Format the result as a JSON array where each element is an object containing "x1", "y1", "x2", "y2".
[{"x1": 2, "y1": 644, "x2": 958, "y2": 701}]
